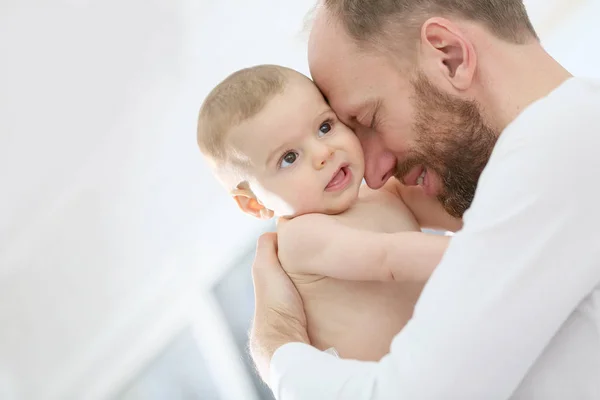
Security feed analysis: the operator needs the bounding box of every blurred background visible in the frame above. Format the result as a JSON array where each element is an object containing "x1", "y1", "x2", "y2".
[{"x1": 0, "y1": 0, "x2": 599, "y2": 399}]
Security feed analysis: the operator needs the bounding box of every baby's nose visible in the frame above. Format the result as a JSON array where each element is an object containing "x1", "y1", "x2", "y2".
[{"x1": 314, "y1": 147, "x2": 335, "y2": 170}]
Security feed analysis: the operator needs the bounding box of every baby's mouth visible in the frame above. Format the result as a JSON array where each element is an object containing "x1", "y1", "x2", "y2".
[{"x1": 325, "y1": 165, "x2": 351, "y2": 191}]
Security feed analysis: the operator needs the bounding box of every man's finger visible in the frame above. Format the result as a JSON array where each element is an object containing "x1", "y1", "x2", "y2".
[
  {"x1": 252, "y1": 232, "x2": 280, "y2": 275},
  {"x1": 256, "y1": 231, "x2": 278, "y2": 252}
]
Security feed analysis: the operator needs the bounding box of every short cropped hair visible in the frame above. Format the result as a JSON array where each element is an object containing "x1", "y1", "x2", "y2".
[
  {"x1": 197, "y1": 65, "x2": 290, "y2": 168},
  {"x1": 322, "y1": 0, "x2": 538, "y2": 45}
]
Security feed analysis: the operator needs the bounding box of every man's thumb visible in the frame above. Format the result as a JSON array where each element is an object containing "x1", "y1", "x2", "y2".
[{"x1": 251, "y1": 232, "x2": 280, "y2": 277}]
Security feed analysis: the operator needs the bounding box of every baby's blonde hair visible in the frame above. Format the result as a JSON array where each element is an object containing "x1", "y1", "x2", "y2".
[{"x1": 197, "y1": 65, "x2": 294, "y2": 179}]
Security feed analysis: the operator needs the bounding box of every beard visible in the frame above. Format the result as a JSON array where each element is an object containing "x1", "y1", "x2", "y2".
[{"x1": 395, "y1": 73, "x2": 499, "y2": 218}]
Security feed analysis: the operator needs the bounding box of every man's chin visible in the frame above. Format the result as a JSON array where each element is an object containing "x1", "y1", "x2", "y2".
[
  {"x1": 438, "y1": 192, "x2": 471, "y2": 219},
  {"x1": 422, "y1": 169, "x2": 471, "y2": 218}
]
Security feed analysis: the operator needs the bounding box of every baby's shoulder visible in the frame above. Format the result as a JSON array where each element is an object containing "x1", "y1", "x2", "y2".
[
  {"x1": 275, "y1": 213, "x2": 342, "y2": 275},
  {"x1": 276, "y1": 213, "x2": 338, "y2": 243},
  {"x1": 347, "y1": 182, "x2": 420, "y2": 232},
  {"x1": 355, "y1": 181, "x2": 410, "y2": 213}
]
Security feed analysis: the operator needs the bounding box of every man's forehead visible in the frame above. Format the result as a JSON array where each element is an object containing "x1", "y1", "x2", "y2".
[
  {"x1": 308, "y1": 12, "x2": 373, "y2": 112},
  {"x1": 307, "y1": 4, "x2": 330, "y2": 56},
  {"x1": 308, "y1": 7, "x2": 354, "y2": 71},
  {"x1": 318, "y1": 69, "x2": 376, "y2": 117},
  {"x1": 331, "y1": 96, "x2": 374, "y2": 123}
]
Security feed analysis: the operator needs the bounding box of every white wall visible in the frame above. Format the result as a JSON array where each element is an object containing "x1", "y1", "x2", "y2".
[
  {"x1": 0, "y1": 0, "x2": 314, "y2": 398},
  {"x1": 0, "y1": 0, "x2": 598, "y2": 399},
  {"x1": 536, "y1": 0, "x2": 600, "y2": 79}
]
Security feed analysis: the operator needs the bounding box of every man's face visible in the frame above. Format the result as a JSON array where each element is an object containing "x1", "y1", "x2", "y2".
[{"x1": 308, "y1": 14, "x2": 498, "y2": 218}]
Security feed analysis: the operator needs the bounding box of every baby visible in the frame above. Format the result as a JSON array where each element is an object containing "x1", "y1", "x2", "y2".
[{"x1": 197, "y1": 65, "x2": 454, "y2": 361}]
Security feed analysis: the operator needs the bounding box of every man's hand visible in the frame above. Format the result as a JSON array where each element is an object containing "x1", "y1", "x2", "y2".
[{"x1": 249, "y1": 232, "x2": 310, "y2": 385}]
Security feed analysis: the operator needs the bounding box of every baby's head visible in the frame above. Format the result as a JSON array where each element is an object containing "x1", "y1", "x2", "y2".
[{"x1": 197, "y1": 65, "x2": 364, "y2": 219}]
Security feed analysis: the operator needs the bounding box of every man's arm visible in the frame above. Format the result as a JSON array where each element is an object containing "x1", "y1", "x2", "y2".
[
  {"x1": 266, "y1": 93, "x2": 600, "y2": 399},
  {"x1": 277, "y1": 214, "x2": 449, "y2": 282}
]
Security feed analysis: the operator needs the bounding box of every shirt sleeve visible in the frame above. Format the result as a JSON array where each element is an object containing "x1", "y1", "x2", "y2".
[{"x1": 270, "y1": 82, "x2": 600, "y2": 400}]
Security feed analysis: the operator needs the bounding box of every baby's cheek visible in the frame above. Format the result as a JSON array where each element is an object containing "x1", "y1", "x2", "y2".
[
  {"x1": 296, "y1": 192, "x2": 320, "y2": 211},
  {"x1": 255, "y1": 186, "x2": 295, "y2": 217},
  {"x1": 285, "y1": 185, "x2": 326, "y2": 216}
]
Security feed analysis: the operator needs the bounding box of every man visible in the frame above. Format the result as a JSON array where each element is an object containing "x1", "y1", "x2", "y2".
[{"x1": 249, "y1": 0, "x2": 600, "y2": 398}]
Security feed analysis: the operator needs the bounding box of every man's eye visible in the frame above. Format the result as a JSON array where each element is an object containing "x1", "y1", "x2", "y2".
[
  {"x1": 369, "y1": 102, "x2": 381, "y2": 130},
  {"x1": 279, "y1": 151, "x2": 298, "y2": 168},
  {"x1": 369, "y1": 113, "x2": 378, "y2": 130},
  {"x1": 318, "y1": 121, "x2": 332, "y2": 137}
]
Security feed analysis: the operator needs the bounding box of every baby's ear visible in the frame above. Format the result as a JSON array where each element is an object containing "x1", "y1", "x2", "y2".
[{"x1": 231, "y1": 186, "x2": 274, "y2": 220}]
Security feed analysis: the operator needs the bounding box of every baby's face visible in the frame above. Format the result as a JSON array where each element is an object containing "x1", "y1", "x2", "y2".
[{"x1": 228, "y1": 76, "x2": 364, "y2": 218}]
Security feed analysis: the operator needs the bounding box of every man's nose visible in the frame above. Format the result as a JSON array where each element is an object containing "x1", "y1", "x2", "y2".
[
  {"x1": 313, "y1": 143, "x2": 335, "y2": 170},
  {"x1": 360, "y1": 136, "x2": 396, "y2": 189}
]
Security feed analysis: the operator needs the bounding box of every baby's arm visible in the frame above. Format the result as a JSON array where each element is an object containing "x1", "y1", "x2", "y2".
[{"x1": 277, "y1": 214, "x2": 449, "y2": 282}]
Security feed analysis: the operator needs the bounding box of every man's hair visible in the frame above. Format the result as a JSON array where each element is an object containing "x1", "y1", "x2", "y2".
[
  {"x1": 197, "y1": 65, "x2": 290, "y2": 169},
  {"x1": 321, "y1": 0, "x2": 538, "y2": 45}
]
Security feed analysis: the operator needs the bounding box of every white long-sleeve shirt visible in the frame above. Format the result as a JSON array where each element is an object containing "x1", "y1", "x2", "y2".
[{"x1": 270, "y1": 77, "x2": 600, "y2": 399}]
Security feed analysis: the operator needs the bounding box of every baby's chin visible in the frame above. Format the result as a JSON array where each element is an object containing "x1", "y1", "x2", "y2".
[
  {"x1": 279, "y1": 181, "x2": 362, "y2": 218},
  {"x1": 287, "y1": 198, "x2": 358, "y2": 218}
]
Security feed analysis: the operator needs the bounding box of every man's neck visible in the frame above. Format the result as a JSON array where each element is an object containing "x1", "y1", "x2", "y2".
[{"x1": 478, "y1": 41, "x2": 573, "y2": 133}]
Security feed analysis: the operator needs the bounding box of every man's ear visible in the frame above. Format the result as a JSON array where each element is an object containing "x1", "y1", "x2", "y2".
[
  {"x1": 419, "y1": 17, "x2": 476, "y2": 91},
  {"x1": 231, "y1": 186, "x2": 274, "y2": 220}
]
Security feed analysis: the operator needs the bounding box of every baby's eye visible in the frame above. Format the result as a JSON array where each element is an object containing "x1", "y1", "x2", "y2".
[
  {"x1": 279, "y1": 151, "x2": 298, "y2": 168},
  {"x1": 317, "y1": 121, "x2": 332, "y2": 137}
]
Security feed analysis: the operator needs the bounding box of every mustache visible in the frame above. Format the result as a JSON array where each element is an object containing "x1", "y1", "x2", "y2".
[{"x1": 393, "y1": 156, "x2": 431, "y2": 184}]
